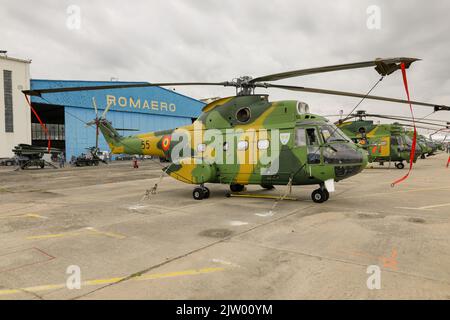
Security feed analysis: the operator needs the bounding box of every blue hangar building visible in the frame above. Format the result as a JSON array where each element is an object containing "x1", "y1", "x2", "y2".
[{"x1": 30, "y1": 80, "x2": 205, "y2": 160}]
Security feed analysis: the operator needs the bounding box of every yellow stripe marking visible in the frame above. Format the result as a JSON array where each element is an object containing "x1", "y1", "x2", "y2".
[
  {"x1": 86, "y1": 228, "x2": 126, "y2": 239},
  {"x1": 25, "y1": 214, "x2": 48, "y2": 219},
  {"x1": 0, "y1": 267, "x2": 225, "y2": 296},
  {"x1": 26, "y1": 232, "x2": 84, "y2": 240},
  {"x1": 0, "y1": 213, "x2": 47, "y2": 220},
  {"x1": 229, "y1": 193, "x2": 298, "y2": 201},
  {"x1": 26, "y1": 227, "x2": 126, "y2": 240}
]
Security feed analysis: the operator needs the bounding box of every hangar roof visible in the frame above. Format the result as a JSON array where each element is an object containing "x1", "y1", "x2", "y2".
[{"x1": 30, "y1": 79, "x2": 205, "y2": 119}]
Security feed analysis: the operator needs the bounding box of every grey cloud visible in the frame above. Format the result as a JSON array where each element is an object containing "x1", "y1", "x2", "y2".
[{"x1": 0, "y1": 0, "x2": 448, "y2": 132}]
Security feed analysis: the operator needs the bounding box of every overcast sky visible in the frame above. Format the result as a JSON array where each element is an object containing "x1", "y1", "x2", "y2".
[{"x1": 1, "y1": 0, "x2": 449, "y2": 136}]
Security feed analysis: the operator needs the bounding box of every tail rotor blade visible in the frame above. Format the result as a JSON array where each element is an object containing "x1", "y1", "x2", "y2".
[
  {"x1": 96, "y1": 123, "x2": 99, "y2": 150},
  {"x1": 92, "y1": 97, "x2": 99, "y2": 117},
  {"x1": 101, "y1": 103, "x2": 112, "y2": 118}
]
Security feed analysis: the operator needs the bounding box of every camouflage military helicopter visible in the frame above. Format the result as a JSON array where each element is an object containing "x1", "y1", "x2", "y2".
[
  {"x1": 23, "y1": 57, "x2": 450, "y2": 202},
  {"x1": 335, "y1": 111, "x2": 450, "y2": 166},
  {"x1": 364, "y1": 114, "x2": 449, "y2": 158},
  {"x1": 408, "y1": 131, "x2": 436, "y2": 158},
  {"x1": 338, "y1": 122, "x2": 415, "y2": 169}
]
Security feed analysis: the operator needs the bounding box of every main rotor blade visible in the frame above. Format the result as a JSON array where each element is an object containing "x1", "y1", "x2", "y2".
[
  {"x1": 396, "y1": 122, "x2": 449, "y2": 131},
  {"x1": 114, "y1": 128, "x2": 140, "y2": 131},
  {"x1": 366, "y1": 113, "x2": 449, "y2": 123},
  {"x1": 360, "y1": 114, "x2": 449, "y2": 127},
  {"x1": 23, "y1": 82, "x2": 231, "y2": 96},
  {"x1": 263, "y1": 83, "x2": 450, "y2": 111},
  {"x1": 250, "y1": 57, "x2": 419, "y2": 83}
]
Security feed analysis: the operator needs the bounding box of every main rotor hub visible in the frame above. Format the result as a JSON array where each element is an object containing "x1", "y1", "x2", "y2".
[
  {"x1": 356, "y1": 110, "x2": 367, "y2": 120},
  {"x1": 235, "y1": 76, "x2": 255, "y2": 95}
]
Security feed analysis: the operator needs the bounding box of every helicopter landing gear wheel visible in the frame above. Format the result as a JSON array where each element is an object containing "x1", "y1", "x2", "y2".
[
  {"x1": 230, "y1": 184, "x2": 245, "y2": 193},
  {"x1": 260, "y1": 184, "x2": 274, "y2": 190},
  {"x1": 193, "y1": 186, "x2": 209, "y2": 200},
  {"x1": 202, "y1": 186, "x2": 210, "y2": 199},
  {"x1": 193, "y1": 188, "x2": 204, "y2": 200},
  {"x1": 312, "y1": 188, "x2": 328, "y2": 203},
  {"x1": 395, "y1": 162, "x2": 405, "y2": 169},
  {"x1": 323, "y1": 189, "x2": 330, "y2": 201}
]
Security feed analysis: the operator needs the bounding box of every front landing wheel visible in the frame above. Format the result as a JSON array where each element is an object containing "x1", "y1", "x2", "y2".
[
  {"x1": 323, "y1": 189, "x2": 330, "y2": 201},
  {"x1": 312, "y1": 189, "x2": 328, "y2": 203},
  {"x1": 395, "y1": 162, "x2": 405, "y2": 169},
  {"x1": 202, "y1": 186, "x2": 210, "y2": 199},
  {"x1": 193, "y1": 187, "x2": 205, "y2": 200}
]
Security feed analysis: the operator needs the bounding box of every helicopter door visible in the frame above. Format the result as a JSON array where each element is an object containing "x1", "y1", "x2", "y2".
[
  {"x1": 305, "y1": 128, "x2": 321, "y2": 165},
  {"x1": 293, "y1": 127, "x2": 323, "y2": 178},
  {"x1": 253, "y1": 128, "x2": 293, "y2": 184},
  {"x1": 218, "y1": 131, "x2": 256, "y2": 184},
  {"x1": 368, "y1": 136, "x2": 391, "y2": 158}
]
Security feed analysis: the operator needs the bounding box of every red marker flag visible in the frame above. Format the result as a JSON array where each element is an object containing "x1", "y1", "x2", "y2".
[
  {"x1": 25, "y1": 94, "x2": 51, "y2": 153},
  {"x1": 391, "y1": 63, "x2": 417, "y2": 187}
]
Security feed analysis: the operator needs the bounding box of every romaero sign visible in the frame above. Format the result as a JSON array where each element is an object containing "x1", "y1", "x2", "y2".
[{"x1": 106, "y1": 95, "x2": 176, "y2": 113}]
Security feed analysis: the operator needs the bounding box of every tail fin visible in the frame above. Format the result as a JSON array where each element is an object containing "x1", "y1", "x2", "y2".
[{"x1": 97, "y1": 119, "x2": 123, "y2": 150}]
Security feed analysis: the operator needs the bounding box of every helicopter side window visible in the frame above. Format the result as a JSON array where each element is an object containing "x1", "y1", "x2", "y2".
[
  {"x1": 257, "y1": 139, "x2": 269, "y2": 150},
  {"x1": 295, "y1": 128, "x2": 306, "y2": 146},
  {"x1": 306, "y1": 128, "x2": 319, "y2": 146},
  {"x1": 237, "y1": 140, "x2": 249, "y2": 151},
  {"x1": 197, "y1": 143, "x2": 206, "y2": 153},
  {"x1": 391, "y1": 137, "x2": 399, "y2": 145},
  {"x1": 306, "y1": 128, "x2": 321, "y2": 164},
  {"x1": 403, "y1": 135, "x2": 413, "y2": 147}
]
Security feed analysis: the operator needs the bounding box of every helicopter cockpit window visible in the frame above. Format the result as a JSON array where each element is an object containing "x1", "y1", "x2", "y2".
[
  {"x1": 403, "y1": 135, "x2": 413, "y2": 147},
  {"x1": 306, "y1": 128, "x2": 321, "y2": 164},
  {"x1": 320, "y1": 124, "x2": 351, "y2": 143}
]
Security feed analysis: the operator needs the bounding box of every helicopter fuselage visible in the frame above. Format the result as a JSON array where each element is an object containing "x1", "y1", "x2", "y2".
[
  {"x1": 338, "y1": 120, "x2": 421, "y2": 167},
  {"x1": 99, "y1": 95, "x2": 367, "y2": 197}
]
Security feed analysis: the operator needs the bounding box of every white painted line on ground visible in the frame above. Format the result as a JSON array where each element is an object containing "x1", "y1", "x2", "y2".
[
  {"x1": 396, "y1": 202, "x2": 450, "y2": 211},
  {"x1": 211, "y1": 258, "x2": 242, "y2": 268},
  {"x1": 229, "y1": 221, "x2": 249, "y2": 226},
  {"x1": 127, "y1": 204, "x2": 148, "y2": 210},
  {"x1": 255, "y1": 211, "x2": 275, "y2": 217}
]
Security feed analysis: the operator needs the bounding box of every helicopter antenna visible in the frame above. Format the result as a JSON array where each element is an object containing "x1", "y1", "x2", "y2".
[{"x1": 340, "y1": 77, "x2": 384, "y2": 123}]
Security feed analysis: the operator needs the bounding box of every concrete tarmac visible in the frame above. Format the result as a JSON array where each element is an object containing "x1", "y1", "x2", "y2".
[{"x1": 0, "y1": 154, "x2": 449, "y2": 299}]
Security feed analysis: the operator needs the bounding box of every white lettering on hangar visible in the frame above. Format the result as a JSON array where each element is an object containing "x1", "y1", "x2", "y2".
[{"x1": 106, "y1": 95, "x2": 176, "y2": 112}]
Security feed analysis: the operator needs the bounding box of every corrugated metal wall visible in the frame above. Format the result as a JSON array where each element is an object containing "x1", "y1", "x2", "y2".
[
  {"x1": 30, "y1": 79, "x2": 205, "y2": 160},
  {"x1": 64, "y1": 106, "x2": 192, "y2": 160}
]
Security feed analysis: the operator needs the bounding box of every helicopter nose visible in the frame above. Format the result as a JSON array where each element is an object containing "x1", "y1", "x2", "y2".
[
  {"x1": 360, "y1": 148, "x2": 369, "y2": 169},
  {"x1": 329, "y1": 143, "x2": 368, "y2": 181}
]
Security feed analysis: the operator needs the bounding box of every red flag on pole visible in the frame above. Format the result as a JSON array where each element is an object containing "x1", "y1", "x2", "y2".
[
  {"x1": 25, "y1": 94, "x2": 51, "y2": 153},
  {"x1": 391, "y1": 63, "x2": 417, "y2": 187}
]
